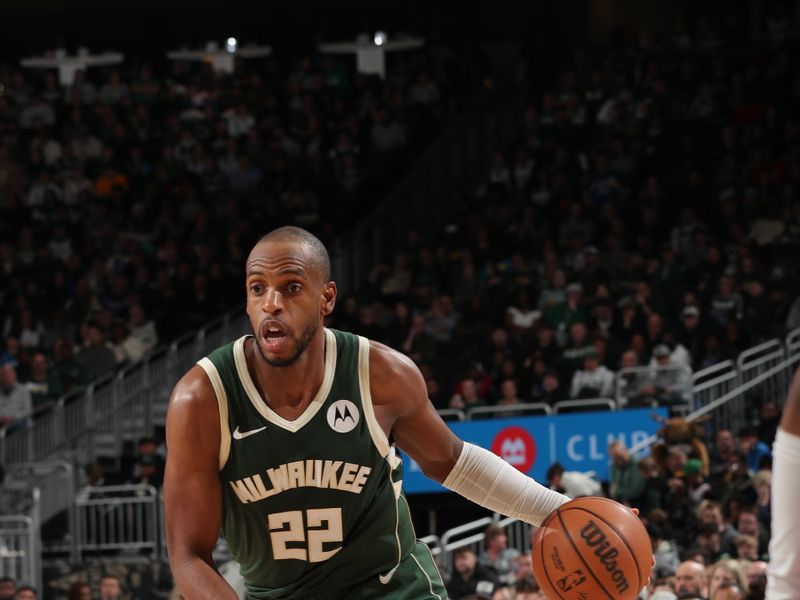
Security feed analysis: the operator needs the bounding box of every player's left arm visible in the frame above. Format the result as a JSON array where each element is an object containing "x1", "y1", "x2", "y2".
[{"x1": 369, "y1": 341, "x2": 569, "y2": 525}]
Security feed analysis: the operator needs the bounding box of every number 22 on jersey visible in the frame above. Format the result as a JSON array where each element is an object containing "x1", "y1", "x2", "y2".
[{"x1": 268, "y1": 508, "x2": 343, "y2": 563}]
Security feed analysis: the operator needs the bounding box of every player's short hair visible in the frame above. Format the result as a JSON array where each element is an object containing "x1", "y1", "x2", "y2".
[{"x1": 256, "y1": 226, "x2": 331, "y2": 281}]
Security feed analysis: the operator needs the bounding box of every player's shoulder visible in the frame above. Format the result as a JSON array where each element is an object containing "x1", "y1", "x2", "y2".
[
  {"x1": 366, "y1": 339, "x2": 426, "y2": 411},
  {"x1": 167, "y1": 364, "x2": 218, "y2": 419},
  {"x1": 367, "y1": 338, "x2": 419, "y2": 380}
]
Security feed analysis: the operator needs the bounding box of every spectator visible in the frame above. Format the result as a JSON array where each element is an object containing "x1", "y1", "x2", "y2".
[
  {"x1": 449, "y1": 378, "x2": 487, "y2": 411},
  {"x1": 129, "y1": 435, "x2": 165, "y2": 486},
  {"x1": 13, "y1": 587, "x2": 35, "y2": 600},
  {"x1": 745, "y1": 560, "x2": 768, "y2": 591},
  {"x1": 0, "y1": 578, "x2": 15, "y2": 600},
  {"x1": 710, "y1": 276, "x2": 744, "y2": 327},
  {"x1": 537, "y1": 270, "x2": 567, "y2": 311},
  {"x1": 560, "y1": 322, "x2": 594, "y2": 377},
  {"x1": 711, "y1": 429, "x2": 741, "y2": 478},
  {"x1": 616, "y1": 349, "x2": 655, "y2": 407},
  {"x1": 712, "y1": 583, "x2": 744, "y2": 600},
  {"x1": 85, "y1": 462, "x2": 107, "y2": 486},
  {"x1": 638, "y1": 457, "x2": 668, "y2": 514},
  {"x1": 512, "y1": 575, "x2": 545, "y2": 600},
  {"x1": 75, "y1": 323, "x2": 118, "y2": 380},
  {"x1": 425, "y1": 295, "x2": 460, "y2": 345},
  {"x1": 510, "y1": 552, "x2": 533, "y2": 584},
  {"x1": 496, "y1": 379, "x2": 522, "y2": 407},
  {"x1": 689, "y1": 522, "x2": 724, "y2": 565},
  {"x1": 23, "y1": 352, "x2": 61, "y2": 413},
  {"x1": 648, "y1": 523, "x2": 680, "y2": 579},
  {"x1": 544, "y1": 282, "x2": 587, "y2": 334},
  {"x1": 734, "y1": 534, "x2": 759, "y2": 562},
  {"x1": 735, "y1": 508, "x2": 769, "y2": 558},
  {"x1": 737, "y1": 427, "x2": 771, "y2": 474},
  {"x1": 66, "y1": 582, "x2": 91, "y2": 600},
  {"x1": 506, "y1": 289, "x2": 540, "y2": 335},
  {"x1": 128, "y1": 454, "x2": 162, "y2": 488},
  {"x1": 479, "y1": 524, "x2": 519, "y2": 585},
  {"x1": 569, "y1": 349, "x2": 614, "y2": 399},
  {"x1": 119, "y1": 304, "x2": 158, "y2": 362},
  {"x1": 698, "y1": 500, "x2": 741, "y2": 558},
  {"x1": 674, "y1": 560, "x2": 709, "y2": 599},
  {"x1": 676, "y1": 306, "x2": 705, "y2": 367},
  {"x1": 99, "y1": 575, "x2": 122, "y2": 600},
  {"x1": 446, "y1": 547, "x2": 498, "y2": 600},
  {"x1": 51, "y1": 337, "x2": 87, "y2": 395},
  {"x1": 0, "y1": 364, "x2": 32, "y2": 432},
  {"x1": 647, "y1": 344, "x2": 691, "y2": 409},
  {"x1": 709, "y1": 559, "x2": 749, "y2": 598},
  {"x1": 608, "y1": 440, "x2": 644, "y2": 506},
  {"x1": 532, "y1": 369, "x2": 564, "y2": 405}
]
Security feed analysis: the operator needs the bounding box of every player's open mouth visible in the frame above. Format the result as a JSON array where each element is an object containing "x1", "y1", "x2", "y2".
[{"x1": 262, "y1": 322, "x2": 289, "y2": 349}]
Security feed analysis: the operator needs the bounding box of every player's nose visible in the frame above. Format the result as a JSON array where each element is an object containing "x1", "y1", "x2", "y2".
[{"x1": 261, "y1": 288, "x2": 284, "y2": 314}]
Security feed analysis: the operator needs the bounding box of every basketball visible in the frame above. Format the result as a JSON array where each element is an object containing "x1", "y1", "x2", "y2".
[{"x1": 532, "y1": 497, "x2": 652, "y2": 600}]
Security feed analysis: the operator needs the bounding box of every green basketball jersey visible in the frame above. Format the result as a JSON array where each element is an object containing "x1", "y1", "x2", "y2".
[{"x1": 197, "y1": 329, "x2": 443, "y2": 599}]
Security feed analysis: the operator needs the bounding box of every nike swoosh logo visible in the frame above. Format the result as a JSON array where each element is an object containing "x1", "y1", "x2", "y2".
[
  {"x1": 232, "y1": 426, "x2": 267, "y2": 440},
  {"x1": 379, "y1": 564, "x2": 399, "y2": 584}
]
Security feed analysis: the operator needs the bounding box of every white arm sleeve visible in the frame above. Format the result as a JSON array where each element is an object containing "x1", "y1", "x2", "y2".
[
  {"x1": 767, "y1": 429, "x2": 800, "y2": 600},
  {"x1": 442, "y1": 442, "x2": 570, "y2": 526}
]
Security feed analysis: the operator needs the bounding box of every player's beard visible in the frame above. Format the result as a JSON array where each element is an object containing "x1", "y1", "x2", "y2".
[{"x1": 256, "y1": 314, "x2": 320, "y2": 367}]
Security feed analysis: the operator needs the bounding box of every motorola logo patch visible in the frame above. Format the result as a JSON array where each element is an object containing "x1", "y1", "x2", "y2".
[{"x1": 327, "y1": 399, "x2": 359, "y2": 433}]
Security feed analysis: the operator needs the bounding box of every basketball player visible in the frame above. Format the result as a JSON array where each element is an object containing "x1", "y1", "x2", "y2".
[
  {"x1": 766, "y1": 366, "x2": 800, "y2": 599},
  {"x1": 164, "y1": 227, "x2": 570, "y2": 599}
]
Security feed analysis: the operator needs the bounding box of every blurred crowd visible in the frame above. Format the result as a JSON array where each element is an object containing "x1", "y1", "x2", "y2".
[
  {"x1": 328, "y1": 19, "x2": 800, "y2": 419},
  {"x1": 0, "y1": 46, "x2": 466, "y2": 426},
  {"x1": 0, "y1": 574, "x2": 123, "y2": 600},
  {"x1": 1, "y1": 8, "x2": 800, "y2": 600},
  {"x1": 443, "y1": 418, "x2": 777, "y2": 600}
]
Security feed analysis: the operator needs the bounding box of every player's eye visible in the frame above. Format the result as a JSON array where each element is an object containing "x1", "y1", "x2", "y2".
[
  {"x1": 249, "y1": 283, "x2": 264, "y2": 294},
  {"x1": 287, "y1": 283, "x2": 302, "y2": 294}
]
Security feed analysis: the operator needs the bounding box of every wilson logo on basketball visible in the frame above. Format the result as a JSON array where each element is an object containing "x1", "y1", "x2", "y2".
[
  {"x1": 579, "y1": 520, "x2": 631, "y2": 594},
  {"x1": 491, "y1": 426, "x2": 536, "y2": 472}
]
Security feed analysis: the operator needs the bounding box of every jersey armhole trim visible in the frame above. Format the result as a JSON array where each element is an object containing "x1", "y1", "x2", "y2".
[
  {"x1": 357, "y1": 335, "x2": 390, "y2": 458},
  {"x1": 197, "y1": 357, "x2": 231, "y2": 471}
]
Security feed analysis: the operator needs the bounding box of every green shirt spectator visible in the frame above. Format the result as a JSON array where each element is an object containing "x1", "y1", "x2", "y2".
[{"x1": 608, "y1": 440, "x2": 645, "y2": 505}]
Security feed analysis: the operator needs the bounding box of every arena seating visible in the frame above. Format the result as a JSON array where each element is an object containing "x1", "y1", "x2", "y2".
[
  {"x1": 0, "y1": 46, "x2": 469, "y2": 424},
  {"x1": 2, "y1": 12, "x2": 800, "y2": 600}
]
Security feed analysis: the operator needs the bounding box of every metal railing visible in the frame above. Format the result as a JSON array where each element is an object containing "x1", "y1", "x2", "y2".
[
  {"x1": 436, "y1": 409, "x2": 467, "y2": 422},
  {"x1": 466, "y1": 403, "x2": 552, "y2": 420},
  {"x1": 2, "y1": 306, "x2": 796, "y2": 577},
  {"x1": 553, "y1": 398, "x2": 617, "y2": 413},
  {"x1": 0, "y1": 307, "x2": 249, "y2": 468},
  {"x1": 0, "y1": 488, "x2": 41, "y2": 592},
  {"x1": 628, "y1": 328, "x2": 800, "y2": 455},
  {"x1": 436, "y1": 513, "x2": 529, "y2": 580},
  {"x1": 74, "y1": 484, "x2": 160, "y2": 563},
  {"x1": 615, "y1": 364, "x2": 693, "y2": 408},
  {"x1": 2, "y1": 460, "x2": 75, "y2": 556}
]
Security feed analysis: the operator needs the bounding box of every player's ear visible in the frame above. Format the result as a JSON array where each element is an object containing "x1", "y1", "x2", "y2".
[{"x1": 321, "y1": 281, "x2": 337, "y2": 316}]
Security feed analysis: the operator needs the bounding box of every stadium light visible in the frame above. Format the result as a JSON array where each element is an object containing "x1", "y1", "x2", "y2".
[
  {"x1": 373, "y1": 31, "x2": 387, "y2": 46},
  {"x1": 226, "y1": 37, "x2": 238, "y2": 53}
]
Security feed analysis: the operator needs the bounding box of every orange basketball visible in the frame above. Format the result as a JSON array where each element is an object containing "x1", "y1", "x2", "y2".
[{"x1": 531, "y1": 496, "x2": 652, "y2": 600}]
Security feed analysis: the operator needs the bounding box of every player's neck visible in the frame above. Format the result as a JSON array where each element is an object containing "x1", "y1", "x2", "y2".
[{"x1": 249, "y1": 329, "x2": 327, "y2": 412}]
